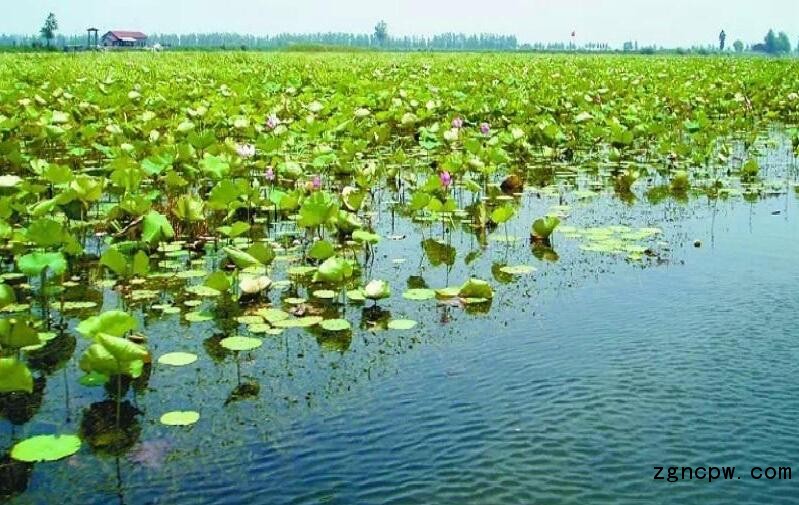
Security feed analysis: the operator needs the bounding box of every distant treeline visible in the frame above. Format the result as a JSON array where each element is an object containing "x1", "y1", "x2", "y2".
[
  {"x1": 0, "y1": 32, "x2": 519, "y2": 51},
  {"x1": 0, "y1": 30, "x2": 796, "y2": 55}
]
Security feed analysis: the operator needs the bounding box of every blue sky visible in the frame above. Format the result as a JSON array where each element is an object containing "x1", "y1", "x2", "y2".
[{"x1": 4, "y1": 0, "x2": 799, "y2": 47}]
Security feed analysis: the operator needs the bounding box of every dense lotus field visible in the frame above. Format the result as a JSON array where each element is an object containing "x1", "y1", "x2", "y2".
[{"x1": 0, "y1": 52, "x2": 798, "y2": 492}]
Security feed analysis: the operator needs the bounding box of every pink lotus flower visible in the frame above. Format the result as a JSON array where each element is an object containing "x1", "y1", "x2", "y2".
[
  {"x1": 235, "y1": 143, "x2": 255, "y2": 159},
  {"x1": 266, "y1": 114, "x2": 280, "y2": 130},
  {"x1": 265, "y1": 167, "x2": 275, "y2": 181},
  {"x1": 451, "y1": 117, "x2": 464, "y2": 129},
  {"x1": 480, "y1": 122, "x2": 491, "y2": 135},
  {"x1": 439, "y1": 171, "x2": 452, "y2": 188},
  {"x1": 312, "y1": 175, "x2": 322, "y2": 190}
]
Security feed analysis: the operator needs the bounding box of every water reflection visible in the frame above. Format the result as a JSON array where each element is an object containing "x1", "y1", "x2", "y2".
[
  {"x1": 0, "y1": 453, "x2": 32, "y2": 500},
  {"x1": 0, "y1": 376, "x2": 46, "y2": 425},
  {"x1": 80, "y1": 400, "x2": 142, "y2": 457}
]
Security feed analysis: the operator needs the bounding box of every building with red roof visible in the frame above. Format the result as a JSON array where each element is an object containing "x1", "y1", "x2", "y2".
[{"x1": 101, "y1": 31, "x2": 148, "y2": 47}]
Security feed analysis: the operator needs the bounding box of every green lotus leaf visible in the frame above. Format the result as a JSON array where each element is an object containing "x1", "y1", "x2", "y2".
[
  {"x1": 313, "y1": 256, "x2": 354, "y2": 283},
  {"x1": 247, "y1": 242, "x2": 276, "y2": 266},
  {"x1": 26, "y1": 218, "x2": 64, "y2": 247},
  {"x1": 320, "y1": 318, "x2": 351, "y2": 332},
  {"x1": 341, "y1": 186, "x2": 366, "y2": 211},
  {"x1": 0, "y1": 284, "x2": 15, "y2": 309},
  {"x1": 77, "y1": 311, "x2": 137, "y2": 339},
  {"x1": 160, "y1": 411, "x2": 200, "y2": 426},
  {"x1": 387, "y1": 319, "x2": 418, "y2": 330},
  {"x1": 79, "y1": 334, "x2": 147, "y2": 379},
  {"x1": 17, "y1": 252, "x2": 67, "y2": 276},
  {"x1": 142, "y1": 210, "x2": 175, "y2": 245},
  {"x1": 70, "y1": 176, "x2": 103, "y2": 203},
  {"x1": 158, "y1": 352, "x2": 198, "y2": 367},
  {"x1": 224, "y1": 247, "x2": 262, "y2": 269},
  {"x1": 308, "y1": 239, "x2": 336, "y2": 260},
  {"x1": 352, "y1": 230, "x2": 381, "y2": 244},
  {"x1": 199, "y1": 155, "x2": 230, "y2": 179},
  {"x1": 205, "y1": 271, "x2": 231, "y2": 292},
  {"x1": 185, "y1": 311, "x2": 214, "y2": 323},
  {"x1": 336, "y1": 210, "x2": 363, "y2": 233},
  {"x1": 132, "y1": 250, "x2": 150, "y2": 276},
  {"x1": 346, "y1": 289, "x2": 366, "y2": 302},
  {"x1": 173, "y1": 194, "x2": 205, "y2": 222},
  {"x1": 312, "y1": 289, "x2": 337, "y2": 299},
  {"x1": 435, "y1": 287, "x2": 461, "y2": 299},
  {"x1": 490, "y1": 205, "x2": 515, "y2": 224},
  {"x1": 0, "y1": 319, "x2": 40, "y2": 349},
  {"x1": 257, "y1": 308, "x2": 289, "y2": 324},
  {"x1": 220, "y1": 336, "x2": 262, "y2": 351},
  {"x1": 402, "y1": 288, "x2": 436, "y2": 301},
  {"x1": 273, "y1": 316, "x2": 323, "y2": 328},
  {"x1": 298, "y1": 191, "x2": 339, "y2": 228},
  {"x1": 531, "y1": 216, "x2": 561, "y2": 239},
  {"x1": 499, "y1": 265, "x2": 537, "y2": 275},
  {"x1": 0, "y1": 358, "x2": 34, "y2": 393},
  {"x1": 11, "y1": 434, "x2": 81, "y2": 462},
  {"x1": 218, "y1": 221, "x2": 250, "y2": 238},
  {"x1": 458, "y1": 278, "x2": 494, "y2": 300},
  {"x1": 100, "y1": 248, "x2": 129, "y2": 277}
]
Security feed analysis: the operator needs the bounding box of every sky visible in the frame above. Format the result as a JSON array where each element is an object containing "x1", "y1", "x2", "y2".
[{"x1": 3, "y1": 0, "x2": 799, "y2": 48}]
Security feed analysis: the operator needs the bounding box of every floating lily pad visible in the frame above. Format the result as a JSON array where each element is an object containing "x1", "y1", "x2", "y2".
[
  {"x1": 435, "y1": 287, "x2": 461, "y2": 299},
  {"x1": 287, "y1": 266, "x2": 316, "y2": 276},
  {"x1": 248, "y1": 323, "x2": 272, "y2": 334},
  {"x1": 346, "y1": 289, "x2": 365, "y2": 301},
  {"x1": 220, "y1": 336, "x2": 262, "y2": 351},
  {"x1": 257, "y1": 308, "x2": 289, "y2": 324},
  {"x1": 236, "y1": 315, "x2": 264, "y2": 325},
  {"x1": 387, "y1": 319, "x2": 418, "y2": 330},
  {"x1": 176, "y1": 269, "x2": 207, "y2": 279},
  {"x1": 402, "y1": 288, "x2": 436, "y2": 301},
  {"x1": 283, "y1": 297, "x2": 306, "y2": 305},
  {"x1": 312, "y1": 289, "x2": 336, "y2": 299},
  {"x1": 184, "y1": 311, "x2": 213, "y2": 323},
  {"x1": 11, "y1": 434, "x2": 81, "y2": 462},
  {"x1": 320, "y1": 319, "x2": 351, "y2": 332},
  {"x1": 462, "y1": 297, "x2": 490, "y2": 305},
  {"x1": 60, "y1": 301, "x2": 98, "y2": 311},
  {"x1": 273, "y1": 316, "x2": 323, "y2": 328},
  {"x1": 160, "y1": 411, "x2": 200, "y2": 426},
  {"x1": 185, "y1": 286, "x2": 220, "y2": 298},
  {"x1": 498, "y1": 265, "x2": 537, "y2": 275},
  {"x1": 158, "y1": 352, "x2": 198, "y2": 367}
]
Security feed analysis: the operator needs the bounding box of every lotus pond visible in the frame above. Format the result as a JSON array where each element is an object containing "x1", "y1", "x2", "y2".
[{"x1": 1, "y1": 52, "x2": 799, "y2": 504}]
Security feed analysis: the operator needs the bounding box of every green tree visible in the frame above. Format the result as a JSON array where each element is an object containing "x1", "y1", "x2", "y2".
[
  {"x1": 719, "y1": 30, "x2": 726, "y2": 51},
  {"x1": 764, "y1": 29, "x2": 777, "y2": 53},
  {"x1": 733, "y1": 40, "x2": 744, "y2": 53},
  {"x1": 40, "y1": 12, "x2": 58, "y2": 48},
  {"x1": 373, "y1": 20, "x2": 388, "y2": 46},
  {"x1": 777, "y1": 31, "x2": 791, "y2": 53}
]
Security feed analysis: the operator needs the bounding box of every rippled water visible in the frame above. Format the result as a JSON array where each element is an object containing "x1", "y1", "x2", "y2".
[{"x1": 3, "y1": 145, "x2": 799, "y2": 504}]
